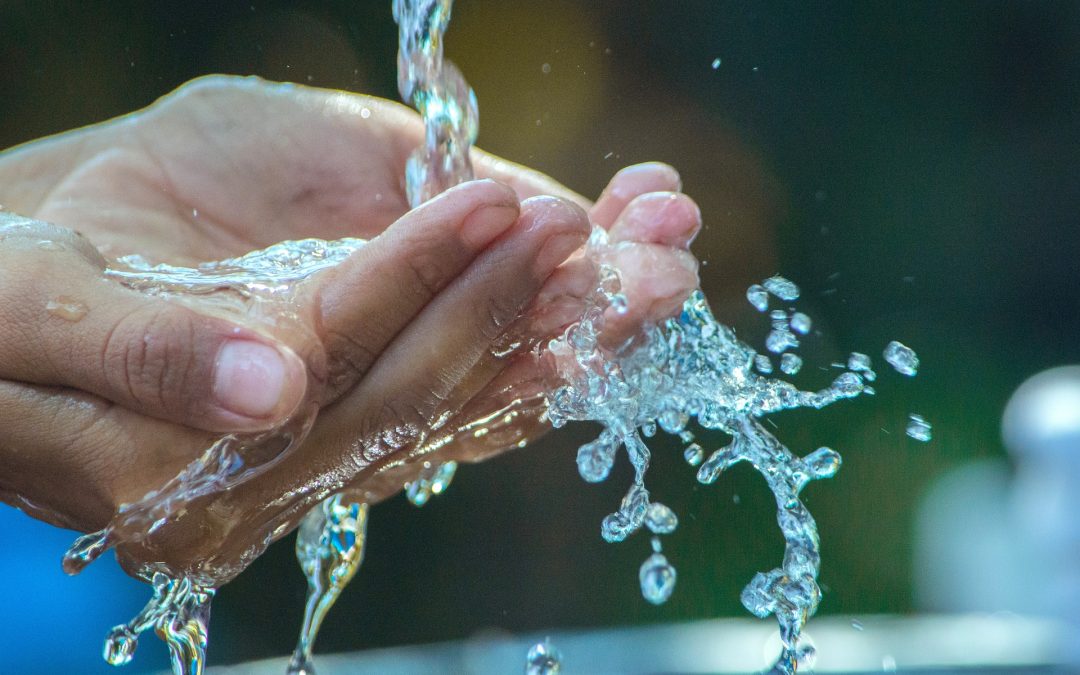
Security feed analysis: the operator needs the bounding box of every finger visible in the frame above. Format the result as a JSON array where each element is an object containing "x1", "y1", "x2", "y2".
[
  {"x1": 600, "y1": 244, "x2": 699, "y2": 349},
  {"x1": 0, "y1": 215, "x2": 309, "y2": 433},
  {"x1": 348, "y1": 196, "x2": 588, "y2": 448},
  {"x1": 309, "y1": 179, "x2": 521, "y2": 398},
  {"x1": 231, "y1": 196, "x2": 589, "y2": 508},
  {"x1": 607, "y1": 191, "x2": 701, "y2": 250},
  {"x1": 344, "y1": 351, "x2": 551, "y2": 507},
  {"x1": 0, "y1": 379, "x2": 212, "y2": 533},
  {"x1": 590, "y1": 162, "x2": 682, "y2": 230},
  {"x1": 471, "y1": 149, "x2": 591, "y2": 208}
]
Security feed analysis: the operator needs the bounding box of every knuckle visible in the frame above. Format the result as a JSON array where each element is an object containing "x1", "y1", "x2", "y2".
[
  {"x1": 476, "y1": 294, "x2": 519, "y2": 343},
  {"x1": 402, "y1": 239, "x2": 455, "y2": 298},
  {"x1": 324, "y1": 328, "x2": 378, "y2": 393},
  {"x1": 102, "y1": 304, "x2": 198, "y2": 414},
  {"x1": 353, "y1": 398, "x2": 429, "y2": 463}
]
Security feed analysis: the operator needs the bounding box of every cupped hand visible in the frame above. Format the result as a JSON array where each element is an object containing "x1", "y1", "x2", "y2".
[{"x1": 0, "y1": 76, "x2": 700, "y2": 582}]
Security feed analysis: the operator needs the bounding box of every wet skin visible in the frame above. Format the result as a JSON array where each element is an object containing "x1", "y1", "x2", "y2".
[{"x1": 0, "y1": 76, "x2": 701, "y2": 582}]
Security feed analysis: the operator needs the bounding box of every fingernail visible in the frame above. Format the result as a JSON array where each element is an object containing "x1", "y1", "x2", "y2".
[
  {"x1": 213, "y1": 340, "x2": 290, "y2": 419},
  {"x1": 461, "y1": 203, "x2": 519, "y2": 248},
  {"x1": 611, "y1": 163, "x2": 681, "y2": 198}
]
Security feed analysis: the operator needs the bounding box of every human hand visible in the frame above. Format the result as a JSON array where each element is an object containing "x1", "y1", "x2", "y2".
[{"x1": 0, "y1": 76, "x2": 700, "y2": 581}]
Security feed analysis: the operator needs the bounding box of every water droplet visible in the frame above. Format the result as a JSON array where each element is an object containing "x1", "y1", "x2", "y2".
[
  {"x1": 905, "y1": 413, "x2": 932, "y2": 442},
  {"x1": 831, "y1": 372, "x2": 864, "y2": 397},
  {"x1": 639, "y1": 552, "x2": 677, "y2": 604},
  {"x1": 883, "y1": 341, "x2": 919, "y2": 376},
  {"x1": 850, "y1": 618, "x2": 864, "y2": 631},
  {"x1": 763, "y1": 275, "x2": 800, "y2": 301},
  {"x1": 541, "y1": 63, "x2": 552, "y2": 75},
  {"x1": 103, "y1": 626, "x2": 138, "y2": 665},
  {"x1": 645, "y1": 502, "x2": 678, "y2": 534},
  {"x1": 882, "y1": 654, "x2": 897, "y2": 672},
  {"x1": 766, "y1": 328, "x2": 798, "y2": 354},
  {"x1": 746, "y1": 284, "x2": 769, "y2": 311},
  {"x1": 780, "y1": 353, "x2": 802, "y2": 375},
  {"x1": 711, "y1": 57, "x2": 721, "y2": 69},
  {"x1": 36, "y1": 239, "x2": 64, "y2": 251},
  {"x1": 803, "y1": 447, "x2": 841, "y2": 479},
  {"x1": 609, "y1": 294, "x2": 628, "y2": 314},
  {"x1": 360, "y1": 107, "x2": 371, "y2": 119},
  {"x1": 789, "y1": 312, "x2": 811, "y2": 335},
  {"x1": 46, "y1": 296, "x2": 88, "y2": 321},
  {"x1": 755, "y1": 354, "x2": 774, "y2": 374},
  {"x1": 577, "y1": 435, "x2": 617, "y2": 483},
  {"x1": 525, "y1": 639, "x2": 562, "y2": 675},
  {"x1": 683, "y1": 443, "x2": 704, "y2": 466},
  {"x1": 658, "y1": 410, "x2": 688, "y2": 434}
]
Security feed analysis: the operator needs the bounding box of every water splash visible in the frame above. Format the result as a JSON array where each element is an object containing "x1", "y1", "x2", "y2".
[
  {"x1": 42, "y1": 3, "x2": 930, "y2": 673},
  {"x1": 288, "y1": 496, "x2": 370, "y2": 675},
  {"x1": 103, "y1": 573, "x2": 213, "y2": 675},
  {"x1": 883, "y1": 340, "x2": 919, "y2": 376},
  {"x1": 546, "y1": 260, "x2": 913, "y2": 669}
]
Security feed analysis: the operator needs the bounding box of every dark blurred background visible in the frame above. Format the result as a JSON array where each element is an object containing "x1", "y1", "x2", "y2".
[{"x1": 1, "y1": 1, "x2": 1079, "y2": 672}]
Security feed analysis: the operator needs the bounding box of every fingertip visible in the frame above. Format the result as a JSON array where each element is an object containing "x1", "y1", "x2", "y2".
[
  {"x1": 591, "y1": 162, "x2": 683, "y2": 229},
  {"x1": 598, "y1": 246, "x2": 699, "y2": 349},
  {"x1": 608, "y1": 191, "x2": 702, "y2": 248},
  {"x1": 210, "y1": 338, "x2": 308, "y2": 431}
]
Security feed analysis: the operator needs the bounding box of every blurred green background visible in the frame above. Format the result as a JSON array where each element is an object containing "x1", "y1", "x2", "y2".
[{"x1": 1, "y1": 1, "x2": 1079, "y2": 672}]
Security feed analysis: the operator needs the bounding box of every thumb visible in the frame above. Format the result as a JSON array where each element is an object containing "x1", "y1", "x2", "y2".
[{"x1": 0, "y1": 214, "x2": 309, "y2": 432}]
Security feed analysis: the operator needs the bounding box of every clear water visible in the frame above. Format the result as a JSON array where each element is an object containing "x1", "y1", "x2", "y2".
[
  {"x1": 546, "y1": 266, "x2": 898, "y2": 670},
  {"x1": 884, "y1": 340, "x2": 920, "y2": 376},
  {"x1": 45, "y1": 2, "x2": 930, "y2": 673},
  {"x1": 288, "y1": 497, "x2": 370, "y2": 675}
]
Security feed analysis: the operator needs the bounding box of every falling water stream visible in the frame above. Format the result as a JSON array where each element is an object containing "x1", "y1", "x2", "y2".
[{"x1": 39, "y1": 1, "x2": 931, "y2": 673}]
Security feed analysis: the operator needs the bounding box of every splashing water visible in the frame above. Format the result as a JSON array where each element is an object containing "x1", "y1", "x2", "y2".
[
  {"x1": 42, "y1": 2, "x2": 930, "y2": 673},
  {"x1": 374, "y1": 2, "x2": 929, "y2": 670},
  {"x1": 884, "y1": 340, "x2": 920, "y2": 376},
  {"x1": 102, "y1": 573, "x2": 214, "y2": 675},
  {"x1": 288, "y1": 497, "x2": 370, "y2": 675}
]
